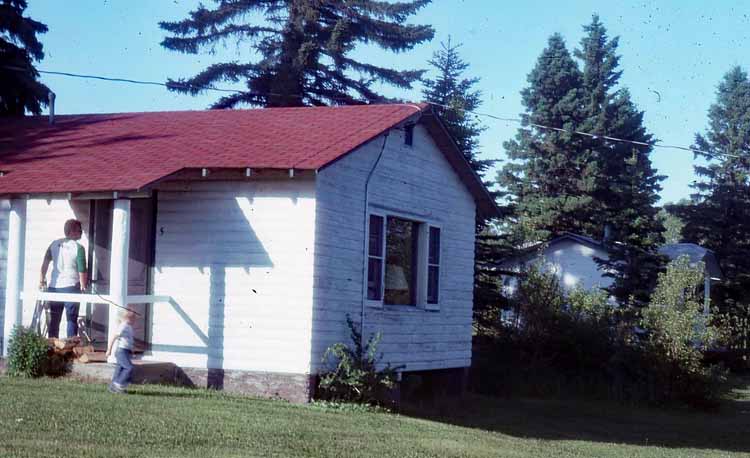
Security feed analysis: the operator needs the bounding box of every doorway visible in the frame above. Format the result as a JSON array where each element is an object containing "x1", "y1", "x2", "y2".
[{"x1": 87, "y1": 198, "x2": 155, "y2": 351}]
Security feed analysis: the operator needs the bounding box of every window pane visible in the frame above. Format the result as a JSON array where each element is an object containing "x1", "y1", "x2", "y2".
[
  {"x1": 369, "y1": 215, "x2": 383, "y2": 256},
  {"x1": 367, "y1": 258, "x2": 382, "y2": 300},
  {"x1": 384, "y1": 217, "x2": 418, "y2": 305},
  {"x1": 429, "y1": 227, "x2": 440, "y2": 265},
  {"x1": 427, "y1": 266, "x2": 439, "y2": 304}
]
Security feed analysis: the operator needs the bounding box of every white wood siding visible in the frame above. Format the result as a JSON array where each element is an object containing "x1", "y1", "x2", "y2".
[
  {"x1": 0, "y1": 200, "x2": 9, "y2": 344},
  {"x1": 19, "y1": 199, "x2": 91, "y2": 332},
  {"x1": 313, "y1": 124, "x2": 477, "y2": 372},
  {"x1": 148, "y1": 180, "x2": 316, "y2": 374}
]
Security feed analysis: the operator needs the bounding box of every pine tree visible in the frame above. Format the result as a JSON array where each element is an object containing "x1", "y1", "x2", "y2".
[
  {"x1": 420, "y1": 39, "x2": 501, "y2": 331},
  {"x1": 497, "y1": 17, "x2": 665, "y2": 305},
  {"x1": 422, "y1": 38, "x2": 491, "y2": 174},
  {"x1": 574, "y1": 16, "x2": 665, "y2": 304},
  {"x1": 497, "y1": 33, "x2": 594, "y2": 243},
  {"x1": 670, "y1": 67, "x2": 750, "y2": 351},
  {"x1": 0, "y1": 0, "x2": 50, "y2": 116},
  {"x1": 160, "y1": 0, "x2": 434, "y2": 108}
]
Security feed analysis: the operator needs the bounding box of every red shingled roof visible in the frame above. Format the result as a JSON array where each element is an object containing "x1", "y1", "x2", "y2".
[
  {"x1": 0, "y1": 103, "x2": 501, "y2": 217},
  {"x1": 0, "y1": 104, "x2": 424, "y2": 193}
]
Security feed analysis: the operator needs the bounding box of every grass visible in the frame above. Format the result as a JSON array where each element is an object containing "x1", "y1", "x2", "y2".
[{"x1": 0, "y1": 376, "x2": 749, "y2": 458}]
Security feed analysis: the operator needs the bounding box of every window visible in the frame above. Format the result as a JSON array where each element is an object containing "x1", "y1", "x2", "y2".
[
  {"x1": 427, "y1": 227, "x2": 440, "y2": 304},
  {"x1": 384, "y1": 217, "x2": 419, "y2": 305},
  {"x1": 404, "y1": 124, "x2": 414, "y2": 146},
  {"x1": 367, "y1": 215, "x2": 384, "y2": 300},
  {"x1": 366, "y1": 213, "x2": 441, "y2": 309}
]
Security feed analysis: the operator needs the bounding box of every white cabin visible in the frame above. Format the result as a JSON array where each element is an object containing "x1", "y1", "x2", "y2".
[{"x1": 0, "y1": 104, "x2": 499, "y2": 400}]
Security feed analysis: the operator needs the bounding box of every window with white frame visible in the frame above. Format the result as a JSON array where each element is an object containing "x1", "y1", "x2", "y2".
[
  {"x1": 367, "y1": 215, "x2": 384, "y2": 300},
  {"x1": 427, "y1": 226, "x2": 440, "y2": 304},
  {"x1": 366, "y1": 213, "x2": 441, "y2": 308}
]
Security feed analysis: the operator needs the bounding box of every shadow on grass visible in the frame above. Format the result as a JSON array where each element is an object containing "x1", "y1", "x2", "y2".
[{"x1": 401, "y1": 377, "x2": 750, "y2": 454}]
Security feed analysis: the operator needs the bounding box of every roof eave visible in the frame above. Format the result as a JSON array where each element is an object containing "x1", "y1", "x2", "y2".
[{"x1": 419, "y1": 106, "x2": 504, "y2": 220}]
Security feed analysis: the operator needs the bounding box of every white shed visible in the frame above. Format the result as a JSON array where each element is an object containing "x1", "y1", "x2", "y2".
[
  {"x1": 0, "y1": 104, "x2": 499, "y2": 401},
  {"x1": 499, "y1": 233, "x2": 722, "y2": 315}
]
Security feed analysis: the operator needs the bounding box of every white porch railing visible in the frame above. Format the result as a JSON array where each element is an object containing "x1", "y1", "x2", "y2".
[
  {"x1": 19, "y1": 291, "x2": 174, "y2": 362},
  {"x1": 21, "y1": 291, "x2": 172, "y2": 306}
]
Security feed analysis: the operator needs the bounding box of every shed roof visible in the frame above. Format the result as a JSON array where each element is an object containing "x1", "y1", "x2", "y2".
[
  {"x1": 658, "y1": 243, "x2": 723, "y2": 280},
  {"x1": 0, "y1": 103, "x2": 501, "y2": 218}
]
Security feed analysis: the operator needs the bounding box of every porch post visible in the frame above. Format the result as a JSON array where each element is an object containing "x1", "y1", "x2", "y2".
[
  {"x1": 107, "y1": 199, "x2": 130, "y2": 363},
  {"x1": 704, "y1": 275, "x2": 711, "y2": 316},
  {"x1": 3, "y1": 199, "x2": 27, "y2": 357}
]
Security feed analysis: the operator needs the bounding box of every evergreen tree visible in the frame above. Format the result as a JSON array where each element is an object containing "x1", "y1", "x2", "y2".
[
  {"x1": 497, "y1": 33, "x2": 594, "y2": 243},
  {"x1": 160, "y1": 0, "x2": 434, "y2": 108},
  {"x1": 422, "y1": 38, "x2": 491, "y2": 174},
  {"x1": 497, "y1": 17, "x2": 665, "y2": 305},
  {"x1": 420, "y1": 39, "x2": 502, "y2": 331},
  {"x1": 0, "y1": 0, "x2": 49, "y2": 116},
  {"x1": 670, "y1": 67, "x2": 750, "y2": 351},
  {"x1": 574, "y1": 16, "x2": 665, "y2": 304}
]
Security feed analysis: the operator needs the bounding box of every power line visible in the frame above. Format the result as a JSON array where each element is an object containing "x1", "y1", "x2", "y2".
[
  {"x1": 426, "y1": 101, "x2": 744, "y2": 159},
  {"x1": 2, "y1": 64, "x2": 744, "y2": 159},
  {"x1": 3, "y1": 65, "x2": 244, "y2": 94}
]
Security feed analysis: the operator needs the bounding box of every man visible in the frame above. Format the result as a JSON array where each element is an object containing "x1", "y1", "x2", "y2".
[{"x1": 40, "y1": 219, "x2": 88, "y2": 338}]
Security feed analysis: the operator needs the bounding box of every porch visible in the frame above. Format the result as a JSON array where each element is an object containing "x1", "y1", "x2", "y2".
[{"x1": 2, "y1": 197, "x2": 157, "y2": 362}]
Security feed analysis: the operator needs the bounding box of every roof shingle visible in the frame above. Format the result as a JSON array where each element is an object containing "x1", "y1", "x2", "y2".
[{"x1": 0, "y1": 104, "x2": 425, "y2": 193}]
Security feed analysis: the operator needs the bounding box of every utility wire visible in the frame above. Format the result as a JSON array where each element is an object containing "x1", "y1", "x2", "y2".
[
  {"x1": 2, "y1": 64, "x2": 744, "y2": 159},
  {"x1": 426, "y1": 101, "x2": 744, "y2": 159}
]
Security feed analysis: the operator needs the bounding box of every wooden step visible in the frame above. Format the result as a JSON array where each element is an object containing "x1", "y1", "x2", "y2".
[{"x1": 77, "y1": 352, "x2": 108, "y2": 364}]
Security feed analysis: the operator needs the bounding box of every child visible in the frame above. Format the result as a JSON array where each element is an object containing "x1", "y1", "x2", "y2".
[{"x1": 106, "y1": 309, "x2": 136, "y2": 394}]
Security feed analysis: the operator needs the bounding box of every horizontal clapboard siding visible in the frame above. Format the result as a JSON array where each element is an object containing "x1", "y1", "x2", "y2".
[
  {"x1": 149, "y1": 179, "x2": 316, "y2": 373},
  {"x1": 0, "y1": 200, "x2": 8, "y2": 346},
  {"x1": 19, "y1": 200, "x2": 92, "y2": 334},
  {"x1": 313, "y1": 124, "x2": 477, "y2": 372}
]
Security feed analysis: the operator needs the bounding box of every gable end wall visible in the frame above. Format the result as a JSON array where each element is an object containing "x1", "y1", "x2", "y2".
[{"x1": 313, "y1": 124, "x2": 477, "y2": 372}]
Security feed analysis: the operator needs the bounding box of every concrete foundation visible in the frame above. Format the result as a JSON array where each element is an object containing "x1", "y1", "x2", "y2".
[{"x1": 68, "y1": 361, "x2": 315, "y2": 403}]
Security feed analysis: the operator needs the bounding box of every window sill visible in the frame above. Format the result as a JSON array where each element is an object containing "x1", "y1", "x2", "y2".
[
  {"x1": 382, "y1": 303, "x2": 440, "y2": 313},
  {"x1": 364, "y1": 299, "x2": 440, "y2": 312}
]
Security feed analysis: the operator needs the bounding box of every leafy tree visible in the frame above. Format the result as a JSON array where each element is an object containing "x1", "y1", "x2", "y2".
[
  {"x1": 657, "y1": 205, "x2": 686, "y2": 245},
  {"x1": 641, "y1": 256, "x2": 729, "y2": 405},
  {"x1": 670, "y1": 66, "x2": 750, "y2": 354},
  {"x1": 0, "y1": 0, "x2": 49, "y2": 116},
  {"x1": 160, "y1": 0, "x2": 434, "y2": 108}
]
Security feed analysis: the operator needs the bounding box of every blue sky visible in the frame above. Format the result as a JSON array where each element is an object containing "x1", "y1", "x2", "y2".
[{"x1": 25, "y1": 0, "x2": 750, "y2": 204}]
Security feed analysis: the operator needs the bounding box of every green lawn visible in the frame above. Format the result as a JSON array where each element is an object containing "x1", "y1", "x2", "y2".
[{"x1": 1, "y1": 377, "x2": 749, "y2": 458}]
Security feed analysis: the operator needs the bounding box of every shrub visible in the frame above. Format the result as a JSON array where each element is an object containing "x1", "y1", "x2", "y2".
[
  {"x1": 475, "y1": 260, "x2": 731, "y2": 407},
  {"x1": 7, "y1": 325, "x2": 50, "y2": 378},
  {"x1": 473, "y1": 267, "x2": 618, "y2": 399},
  {"x1": 317, "y1": 316, "x2": 403, "y2": 405},
  {"x1": 639, "y1": 255, "x2": 730, "y2": 406}
]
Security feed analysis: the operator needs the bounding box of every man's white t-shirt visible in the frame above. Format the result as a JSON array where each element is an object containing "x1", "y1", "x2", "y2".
[{"x1": 46, "y1": 238, "x2": 86, "y2": 288}]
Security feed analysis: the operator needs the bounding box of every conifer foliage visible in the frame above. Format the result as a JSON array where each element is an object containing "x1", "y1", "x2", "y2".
[
  {"x1": 421, "y1": 39, "x2": 504, "y2": 330},
  {"x1": 0, "y1": 0, "x2": 50, "y2": 116},
  {"x1": 160, "y1": 0, "x2": 434, "y2": 108},
  {"x1": 498, "y1": 16, "x2": 665, "y2": 304},
  {"x1": 670, "y1": 67, "x2": 750, "y2": 350},
  {"x1": 422, "y1": 38, "x2": 491, "y2": 174}
]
